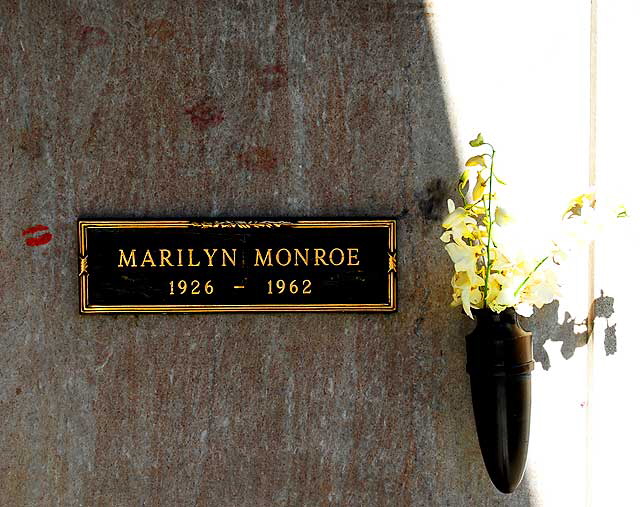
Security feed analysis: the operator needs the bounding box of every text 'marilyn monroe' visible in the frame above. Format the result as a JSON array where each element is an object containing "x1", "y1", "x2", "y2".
[{"x1": 117, "y1": 247, "x2": 360, "y2": 268}]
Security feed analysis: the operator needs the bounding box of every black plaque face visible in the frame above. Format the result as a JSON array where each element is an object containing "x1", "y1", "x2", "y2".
[{"x1": 78, "y1": 220, "x2": 396, "y2": 313}]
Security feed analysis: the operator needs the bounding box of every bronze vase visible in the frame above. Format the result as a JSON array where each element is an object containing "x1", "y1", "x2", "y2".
[{"x1": 465, "y1": 307, "x2": 534, "y2": 493}]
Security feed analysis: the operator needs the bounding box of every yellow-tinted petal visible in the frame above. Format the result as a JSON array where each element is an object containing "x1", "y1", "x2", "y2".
[
  {"x1": 495, "y1": 206, "x2": 513, "y2": 226},
  {"x1": 459, "y1": 169, "x2": 470, "y2": 190},
  {"x1": 469, "y1": 133, "x2": 484, "y2": 147},
  {"x1": 472, "y1": 174, "x2": 487, "y2": 201},
  {"x1": 465, "y1": 155, "x2": 487, "y2": 168}
]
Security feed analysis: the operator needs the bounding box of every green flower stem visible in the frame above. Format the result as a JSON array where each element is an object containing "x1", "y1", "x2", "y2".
[
  {"x1": 457, "y1": 184, "x2": 467, "y2": 205},
  {"x1": 513, "y1": 255, "x2": 550, "y2": 297},
  {"x1": 465, "y1": 196, "x2": 485, "y2": 210},
  {"x1": 483, "y1": 146, "x2": 495, "y2": 306}
]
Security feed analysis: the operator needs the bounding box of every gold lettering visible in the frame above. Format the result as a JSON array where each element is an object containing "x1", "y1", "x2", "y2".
[
  {"x1": 140, "y1": 249, "x2": 156, "y2": 267},
  {"x1": 294, "y1": 248, "x2": 309, "y2": 266},
  {"x1": 347, "y1": 248, "x2": 360, "y2": 266},
  {"x1": 276, "y1": 248, "x2": 292, "y2": 266},
  {"x1": 159, "y1": 249, "x2": 173, "y2": 267},
  {"x1": 118, "y1": 249, "x2": 137, "y2": 267},
  {"x1": 188, "y1": 248, "x2": 201, "y2": 267},
  {"x1": 116, "y1": 246, "x2": 358, "y2": 270},
  {"x1": 203, "y1": 248, "x2": 218, "y2": 266},
  {"x1": 222, "y1": 249, "x2": 236, "y2": 267},
  {"x1": 314, "y1": 248, "x2": 329, "y2": 266},
  {"x1": 329, "y1": 248, "x2": 345, "y2": 266},
  {"x1": 255, "y1": 249, "x2": 273, "y2": 267}
]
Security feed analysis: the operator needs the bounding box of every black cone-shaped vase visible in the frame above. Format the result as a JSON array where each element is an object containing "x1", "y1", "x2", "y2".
[{"x1": 466, "y1": 307, "x2": 534, "y2": 494}]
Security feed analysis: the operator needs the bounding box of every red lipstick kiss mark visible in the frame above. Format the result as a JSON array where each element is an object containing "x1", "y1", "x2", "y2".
[
  {"x1": 184, "y1": 97, "x2": 225, "y2": 130},
  {"x1": 77, "y1": 26, "x2": 109, "y2": 55},
  {"x1": 22, "y1": 225, "x2": 52, "y2": 247},
  {"x1": 259, "y1": 64, "x2": 288, "y2": 92},
  {"x1": 236, "y1": 147, "x2": 278, "y2": 172},
  {"x1": 18, "y1": 125, "x2": 43, "y2": 160},
  {"x1": 145, "y1": 18, "x2": 175, "y2": 42}
]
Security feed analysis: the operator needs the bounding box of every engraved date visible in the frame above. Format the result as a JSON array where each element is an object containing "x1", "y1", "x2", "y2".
[
  {"x1": 267, "y1": 279, "x2": 311, "y2": 295},
  {"x1": 169, "y1": 279, "x2": 214, "y2": 295}
]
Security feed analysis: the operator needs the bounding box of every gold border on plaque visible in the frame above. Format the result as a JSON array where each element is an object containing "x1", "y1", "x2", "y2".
[{"x1": 78, "y1": 220, "x2": 397, "y2": 313}]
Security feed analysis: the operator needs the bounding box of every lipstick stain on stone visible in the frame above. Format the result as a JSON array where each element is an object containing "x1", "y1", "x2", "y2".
[
  {"x1": 22, "y1": 225, "x2": 53, "y2": 247},
  {"x1": 259, "y1": 64, "x2": 288, "y2": 92},
  {"x1": 145, "y1": 19, "x2": 175, "y2": 42},
  {"x1": 236, "y1": 147, "x2": 278, "y2": 172},
  {"x1": 18, "y1": 125, "x2": 43, "y2": 160},
  {"x1": 184, "y1": 97, "x2": 225, "y2": 130},
  {"x1": 77, "y1": 26, "x2": 109, "y2": 55}
]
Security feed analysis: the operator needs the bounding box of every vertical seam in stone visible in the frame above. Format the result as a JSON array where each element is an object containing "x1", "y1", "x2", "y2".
[{"x1": 586, "y1": 1, "x2": 598, "y2": 506}]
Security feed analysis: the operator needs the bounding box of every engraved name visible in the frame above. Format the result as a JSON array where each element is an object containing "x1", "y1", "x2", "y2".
[{"x1": 117, "y1": 247, "x2": 360, "y2": 268}]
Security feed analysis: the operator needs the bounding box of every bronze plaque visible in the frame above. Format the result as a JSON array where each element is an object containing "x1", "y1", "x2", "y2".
[{"x1": 78, "y1": 219, "x2": 397, "y2": 313}]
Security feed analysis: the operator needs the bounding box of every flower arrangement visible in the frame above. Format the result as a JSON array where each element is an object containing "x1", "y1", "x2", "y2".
[{"x1": 440, "y1": 133, "x2": 626, "y2": 319}]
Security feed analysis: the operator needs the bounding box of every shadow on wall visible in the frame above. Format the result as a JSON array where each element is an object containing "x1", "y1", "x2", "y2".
[{"x1": 523, "y1": 290, "x2": 616, "y2": 370}]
